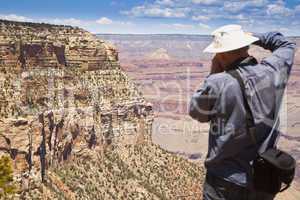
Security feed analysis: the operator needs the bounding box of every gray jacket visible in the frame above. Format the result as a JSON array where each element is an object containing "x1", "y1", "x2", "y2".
[{"x1": 189, "y1": 32, "x2": 296, "y2": 187}]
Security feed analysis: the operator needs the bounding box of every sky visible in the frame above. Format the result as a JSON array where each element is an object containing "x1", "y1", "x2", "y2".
[{"x1": 1, "y1": 0, "x2": 300, "y2": 35}]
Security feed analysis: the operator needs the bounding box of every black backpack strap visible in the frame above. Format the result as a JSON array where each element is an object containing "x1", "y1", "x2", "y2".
[{"x1": 227, "y1": 70, "x2": 257, "y2": 145}]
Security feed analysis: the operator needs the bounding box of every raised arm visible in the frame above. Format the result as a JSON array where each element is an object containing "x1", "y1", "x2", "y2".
[{"x1": 253, "y1": 32, "x2": 296, "y2": 75}]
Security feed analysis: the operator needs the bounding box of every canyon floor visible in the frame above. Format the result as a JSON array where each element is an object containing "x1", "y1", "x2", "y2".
[{"x1": 98, "y1": 34, "x2": 300, "y2": 199}]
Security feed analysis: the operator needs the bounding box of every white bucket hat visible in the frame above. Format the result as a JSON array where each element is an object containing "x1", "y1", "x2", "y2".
[{"x1": 203, "y1": 24, "x2": 259, "y2": 53}]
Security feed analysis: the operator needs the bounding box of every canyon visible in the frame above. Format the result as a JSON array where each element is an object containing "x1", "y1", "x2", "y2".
[
  {"x1": 99, "y1": 33, "x2": 300, "y2": 199},
  {"x1": 0, "y1": 20, "x2": 204, "y2": 199},
  {"x1": 0, "y1": 19, "x2": 298, "y2": 199}
]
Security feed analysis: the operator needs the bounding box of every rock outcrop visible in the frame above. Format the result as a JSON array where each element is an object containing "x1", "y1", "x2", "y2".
[
  {"x1": 146, "y1": 48, "x2": 171, "y2": 60},
  {"x1": 0, "y1": 20, "x2": 204, "y2": 199}
]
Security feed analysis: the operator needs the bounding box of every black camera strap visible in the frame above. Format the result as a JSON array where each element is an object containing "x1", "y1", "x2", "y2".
[{"x1": 226, "y1": 69, "x2": 257, "y2": 145}]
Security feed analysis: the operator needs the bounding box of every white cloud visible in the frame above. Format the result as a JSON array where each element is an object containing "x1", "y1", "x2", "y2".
[
  {"x1": 226, "y1": 14, "x2": 246, "y2": 20},
  {"x1": 253, "y1": 0, "x2": 269, "y2": 6},
  {"x1": 122, "y1": 0, "x2": 269, "y2": 20},
  {"x1": 48, "y1": 18, "x2": 84, "y2": 26},
  {"x1": 96, "y1": 17, "x2": 113, "y2": 25},
  {"x1": 95, "y1": 17, "x2": 134, "y2": 27},
  {"x1": 118, "y1": 21, "x2": 134, "y2": 26},
  {"x1": 0, "y1": 14, "x2": 32, "y2": 22},
  {"x1": 223, "y1": 0, "x2": 268, "y2": 13},
  {"x1": 159, "y1": 23, "x2": 195, "y2": 30},
  {"x1": 192, "y1": 15, "x2": 210, "y2": 21},
  {"x1": 157, "y1": 22, "x2": 212, "y2": 34},
  {"x1": 0, "y1": 14, "x2": 86, "y2": 27},
  {"x1": 0, "y1": 14, "x2": 137, "y2": 34},
  {"x1": 172, "y1": 23, "x2": 195, "y2": 29},
  {"x1": 63, "y1": 18, "x2": 82, "y2": 25},
  {"x1": 192, "y1": 0, "x2": 219, "y2": 5},
  {"x1": 223, "y1": 2, "x2": 247, "y2": 12},
  {"x1": 1, "y1": 0, "x2": 300, "y2": 35},
  {"x1": 198, "y1": 22, "x2": 210, "y2": 29},
  {"x1": 123, "y1": 5, "x2": 188, "y2": 18},
  {"x1": 156, "y1": 0, "x2": 174, "y2": 6},
  {"x1": 266, "y1": 1, "x2": 293, "y2": 16}
]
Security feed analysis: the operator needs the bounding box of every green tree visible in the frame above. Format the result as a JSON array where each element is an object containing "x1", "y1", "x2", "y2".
[{"x1": 0, "y1": 156, "x2": 16, "y2": 197}]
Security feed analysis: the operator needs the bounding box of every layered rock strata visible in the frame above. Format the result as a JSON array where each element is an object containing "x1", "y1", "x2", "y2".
[{"x1": 0, "y1": 20, "x2": 204, "y2": 199}]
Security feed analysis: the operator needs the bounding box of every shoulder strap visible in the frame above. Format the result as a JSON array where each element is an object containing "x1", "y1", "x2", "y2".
[
  {"x1": 259, "y1": 114, "x2": 280, "y2": 154},
  {"x1": 227, "y1": 69, "x2": 281, "y2": 152},
  {"x1": 227, "y1": 70, "x2": 257, "y2": 144}
]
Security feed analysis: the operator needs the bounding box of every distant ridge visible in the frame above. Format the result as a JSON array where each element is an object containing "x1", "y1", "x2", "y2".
[
  {"x1": 97, "y1": 33, "x2": 212, "y2": 39},
  {"x1": 96, "y1": 33, "x2": 300, "y2": 38},
  {"x1": 97, "y1": 33, "x2": 211, "y2": 36}
]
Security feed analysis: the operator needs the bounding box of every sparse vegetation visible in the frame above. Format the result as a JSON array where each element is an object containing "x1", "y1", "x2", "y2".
[
  {"x1": 53, "y1": 143, "x2": 204, "y2": 200},
  {"x1": 0, "y1": 156, "x2": 16, "y2": 197}
]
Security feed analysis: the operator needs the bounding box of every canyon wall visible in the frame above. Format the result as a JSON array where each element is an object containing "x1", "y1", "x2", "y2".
[{"x1": 0, "y1": 20, "x2": 204, "y2": 199}]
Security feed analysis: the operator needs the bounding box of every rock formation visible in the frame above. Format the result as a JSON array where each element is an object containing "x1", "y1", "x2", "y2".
[
  {"x1": 146, "y1": 48, "x2": 171, "y2": 60},
  {"x1": 0, "y1": 20, "x2": 204, "y2": 199}
]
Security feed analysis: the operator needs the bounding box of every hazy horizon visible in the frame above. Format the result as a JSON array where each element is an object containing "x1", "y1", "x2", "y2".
[{"x1": 96, "y1": 33, "x2": 300, "y2": 37}]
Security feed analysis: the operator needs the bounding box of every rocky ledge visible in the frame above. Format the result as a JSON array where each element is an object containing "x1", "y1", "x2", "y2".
[{"x1": 0, "y1": 20, "x2": 204, "y2": 199}]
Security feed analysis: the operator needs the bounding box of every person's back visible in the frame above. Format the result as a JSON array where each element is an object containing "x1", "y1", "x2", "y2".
[{"x1": 189, "y1": 25, "x2": 296, "y2": 200}]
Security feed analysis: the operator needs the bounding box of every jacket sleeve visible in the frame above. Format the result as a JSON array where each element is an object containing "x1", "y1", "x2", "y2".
[
  {"x1": 189, "y1": 78, "x2": 218, "y2": 122},
  {"x1": 253, "y1": 32, "x2": 296, "y2": 75}
]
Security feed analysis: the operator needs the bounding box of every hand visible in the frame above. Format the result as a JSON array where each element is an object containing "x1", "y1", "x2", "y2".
[{"x1": 210, "y1": 54, "x2": 224, "y2": 74}]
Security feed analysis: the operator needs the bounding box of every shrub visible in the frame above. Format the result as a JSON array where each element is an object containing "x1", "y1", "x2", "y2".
[{"x1": 0, "y1": 156, "x2": 16, "y2": 197}]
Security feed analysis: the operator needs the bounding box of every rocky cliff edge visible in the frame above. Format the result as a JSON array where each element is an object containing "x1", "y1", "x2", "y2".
[{"x1": 0, "y1": 20, "x2": 204, "y2": 199}]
